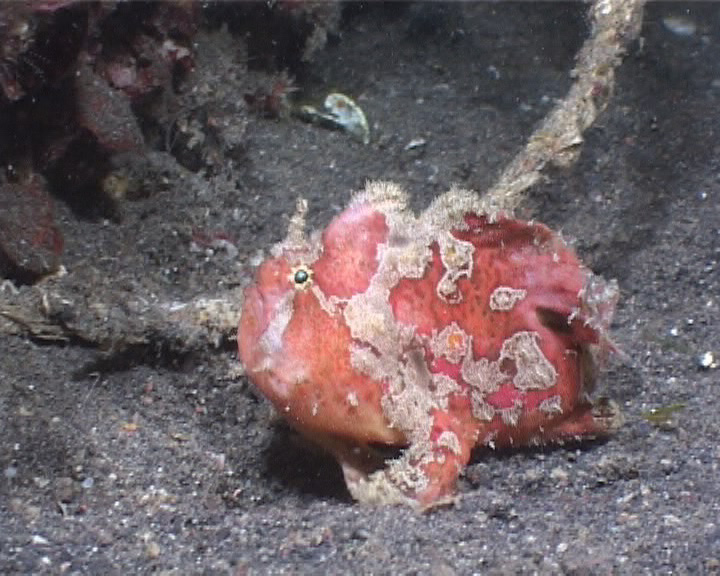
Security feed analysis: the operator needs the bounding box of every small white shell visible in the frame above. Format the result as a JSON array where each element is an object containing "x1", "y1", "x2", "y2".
[{"x1": 298, "y1": 92, "x2": 370, "y2": 144}]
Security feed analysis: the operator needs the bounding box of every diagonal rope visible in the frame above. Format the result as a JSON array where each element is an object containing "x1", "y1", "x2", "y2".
[{"x1": 483, "y1": 0, "x2": 646, "y2": 214}]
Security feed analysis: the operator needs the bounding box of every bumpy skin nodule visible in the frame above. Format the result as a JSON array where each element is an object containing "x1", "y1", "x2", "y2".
[{"x1": 238, "y1": 182, "x2": 621, "y2": 510}]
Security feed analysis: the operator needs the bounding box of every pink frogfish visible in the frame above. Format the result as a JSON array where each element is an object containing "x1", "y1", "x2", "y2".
[{"x1": 238, "y1": 182, "x2": 621, "y2": 510}]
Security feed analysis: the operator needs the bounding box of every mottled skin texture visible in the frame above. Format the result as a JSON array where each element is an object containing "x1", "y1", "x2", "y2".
[{"x1": 239, "y1": 182, "x2": 621, "y2": 510}]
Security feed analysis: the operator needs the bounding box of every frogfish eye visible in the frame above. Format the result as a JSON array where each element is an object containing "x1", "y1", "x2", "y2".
[{"x1": 290, "y1": 265, "x2": 313, "y2": 289}]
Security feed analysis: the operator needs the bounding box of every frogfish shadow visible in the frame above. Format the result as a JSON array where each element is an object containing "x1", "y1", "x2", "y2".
[{"x1": 262, "y1": 426, "x2": 353, "y2": 504}]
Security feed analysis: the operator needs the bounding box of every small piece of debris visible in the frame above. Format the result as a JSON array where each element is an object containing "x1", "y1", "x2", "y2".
[
  {"x1": 698, "y1": 351, "x2": 716, "y2": 370},
  {"x1": 642, "y1": 403, "x2": 685, "y2": 429},
  {"x1": 550, "y1": 466, "x2": 569, "y2": 484},
  {"x1": 404, "y1": 138, "x2": 427, "y2": 151},
  {"x1": 662, "y1": 16, "x2": 697, "y2": 37},
  {"x1": 121, "y1": 422, "x2": 140, "y2": 433},
  {"x1": 146, "y1": 541, "x2": 161, "y2": 559},
  {"x1": 663, "y1": 514, "x2": 683, "y2": 527}
]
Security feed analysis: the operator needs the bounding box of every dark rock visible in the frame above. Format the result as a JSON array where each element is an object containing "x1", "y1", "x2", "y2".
[
  {"x1": 0, "y1": 174, "x2": 63, "y2": 284},
  {"x1": 75, "y1": 62, "x2": 144, "y2": 153}
]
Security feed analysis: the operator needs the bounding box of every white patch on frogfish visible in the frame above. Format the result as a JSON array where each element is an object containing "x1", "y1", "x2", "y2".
[
  {"x1": 489, "y1": 286, "x2": 527, "y2": 311},
  {"x1": 501, "y1": 331, "x2": 557, "y2": 391},
  {"x1": 436, "y1": 232, "x2": 475, "y2": 304},
  {"x1": 538, "y1": 394, "x2": 564, "y2": 415},
  {"x1": 256, "y1": 291, "x2": 294, "y2": 371},
  {"x1": 437, "y1": 431, "x2": 462, "y2": 455},
  {"x1": 347, "y1": 391, "x2": 359, "y2": 407}
]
